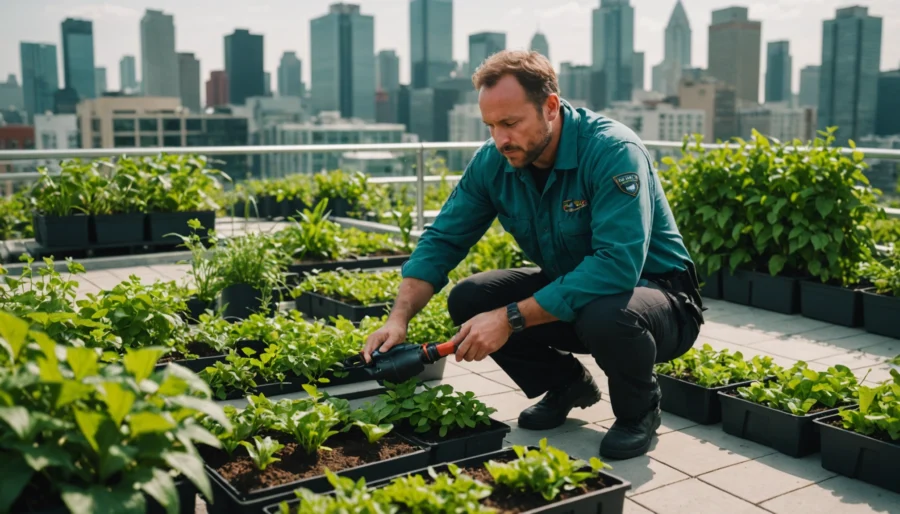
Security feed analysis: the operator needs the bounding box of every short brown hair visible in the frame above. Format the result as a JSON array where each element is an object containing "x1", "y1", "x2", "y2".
[{"x1": 472, "y1": 50, "x2": 559, "y2": 109}]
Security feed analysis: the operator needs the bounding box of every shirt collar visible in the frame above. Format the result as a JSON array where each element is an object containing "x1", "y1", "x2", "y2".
[{"x1": 503, "y1": 98, "x2": 580, "y2": 173}]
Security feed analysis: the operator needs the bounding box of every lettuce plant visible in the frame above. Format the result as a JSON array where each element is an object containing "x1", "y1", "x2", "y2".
[
  {"x1": 838, "y1": 366, "x2": 900, "y2": 440},
  {"x1": 736, "y1": 361, "x2": 859, "y2": 415},
  {"x1": 655, "y1": 343, "x2": 782, "y2": 387},
  {"x1": 240, "y1": 436, "x2": 284, "y2": 471}
]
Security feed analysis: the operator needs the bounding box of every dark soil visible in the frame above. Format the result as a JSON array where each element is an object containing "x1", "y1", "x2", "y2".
[
  {"x1": 825, "y1": 418, "x2": 900, "y2": 445},
  {"x1": 158, "y1": 341, "x2": 221, "y2": 363},
  {"x1": 207, "y1": 431, "x2": 419, "y2": 496}
]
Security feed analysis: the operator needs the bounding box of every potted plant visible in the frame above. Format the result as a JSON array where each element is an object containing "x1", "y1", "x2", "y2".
[
  {"x1": 198, "y1": 386, "x2": 430, "y2": 513},
  {"x1": 0, "y1": 191, "x2": 35, "y2": 241},
  {"x1": 655, "y1": 343, "x2": 782, "y2": 424},
  {"x1": 814, "y1": 361, "x2": 900, "y2": 494},
  {"x1": 167, "y1": 219, "x2": 224, "y2": 322},
  {"x1": 718, "y1": 361, "x2": 860, "y2": 457},
  {"x1": 313, "y1": 170, "x2": 368, "y2": 218},
  {"x1": 292, "y1": 269, "x2": 398, "y2": 322},
  {"x1": 0, "y1": 312, "x2": 227, "y2": 514},
  {"x1": 859, "y1": 247, "x2": 900, "y2": 338},
  {"x1": 267, "y1": 438, "x2": 630, "y2": 514},
  {"x1": 215, "y1": 231, "x2": 288, "y2": 321},
  {"x1": 29, "y1": 162, "x2": 91, "y2": 248},
  {"x1": 88, "y1": 159, "x2": 147, "y2": 245}
]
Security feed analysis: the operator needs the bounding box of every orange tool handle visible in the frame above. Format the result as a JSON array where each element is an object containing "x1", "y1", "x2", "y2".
[{"x1": 432, "y1": 340, "x2": 458, "y2": 358}]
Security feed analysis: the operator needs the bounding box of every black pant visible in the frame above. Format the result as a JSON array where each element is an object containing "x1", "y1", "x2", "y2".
[{"x1": 447, "y1": 267, "x2": 703, "y2": 420}]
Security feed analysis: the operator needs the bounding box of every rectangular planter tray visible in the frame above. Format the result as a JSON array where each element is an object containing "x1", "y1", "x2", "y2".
[
  {"x1": 718, "y1": 386, "x2": 842, "y2": 457},
  {"x1": 287, "y1": 254, "x2": 410, "y2": 277},
  {"x1": 800, "y1": 280, "x2": 864, "y2": 327},
  {"x1": 397, "y1": 417, "x2": 511, "y2": 465},
  {"x1": 699, "y1": 268, "x2": 722, "y2": 300},
  {"x1": 814, "y1": 411, "x2": 900, "y2": 494},
  {"x1": 203, "y1": 433, "x2": 430, "y2": 514},
  {"x1": 861, "y1": 290, "x2": 900, "y2": 339},
  {"x1": 722, "y1": 269, "x2": 752, "y2": 305},
  {"x1": 657, "y1": 373, "x2": 760, "y2": 425},
  {"x1": 264, "y1": 446, "x2": 631, "y2": 514},
  {"x1": 750, "y1": 271, "x2": 801, "y2": 314},
  {"x1": 295, "y1": 291, "x2": 391, "y2": 322},
  {"x1": 154, "y1": 340, "x2": 269, "y2": 373}
]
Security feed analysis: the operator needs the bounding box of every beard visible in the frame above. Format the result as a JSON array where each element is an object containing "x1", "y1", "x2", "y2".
[{"x1": 500, "y1": 121, "x2": 553, "y2": 168}]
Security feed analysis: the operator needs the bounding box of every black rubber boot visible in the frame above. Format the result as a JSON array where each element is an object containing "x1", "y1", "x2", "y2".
[
  {"x1": 518, "y1": 363, "x2": 602, "y2": 430},
  {"x1": 599, "y1": 381, "x2": 662, "y2": 460}
]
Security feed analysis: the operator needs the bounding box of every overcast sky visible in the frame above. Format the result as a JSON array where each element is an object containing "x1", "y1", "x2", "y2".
[{"x1": 1, "y1": 0, "x2": 898, "y2": 96}]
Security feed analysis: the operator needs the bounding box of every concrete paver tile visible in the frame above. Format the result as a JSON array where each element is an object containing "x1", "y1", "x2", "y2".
[
  {"x1": 624, "y1": 498, "x2": 654, "y2": 514},
  {"x1": 698, "y1": 452, "x2": 836, "y2": 504},
  {"x1": 480, "y1": 370, "x2": 521, "y2": 390},
  {"x1": 451, "y1": 357, "x2": 501, "y2": 374},
  {"x1": 760, "y1": 475, "x2": 900, "y2": 514},
  {"x1": 598, "y1": 412, "x2": 697, "y2": 436},
  {"x1": 632, "y1": 478, "x2": 768, "y2": 514},
  {"x1": 478, "y1": 391, "x2": 534, "y2": 422},
  {"x1": 424, "y1": 373, "x2": 512, "y2": 397},
  {"x1": 647, "y1": 424, "x2": 775, "y2": 476}
]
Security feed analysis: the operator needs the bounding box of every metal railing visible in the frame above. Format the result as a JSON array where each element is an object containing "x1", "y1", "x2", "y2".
[{"x1": 3, "y1": 141, "x2": 900, "y2": 230}]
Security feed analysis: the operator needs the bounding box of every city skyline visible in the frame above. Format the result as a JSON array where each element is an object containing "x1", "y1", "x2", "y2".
[{"x1": 2, "y1": 0, "x2": 898, "y2": 103}]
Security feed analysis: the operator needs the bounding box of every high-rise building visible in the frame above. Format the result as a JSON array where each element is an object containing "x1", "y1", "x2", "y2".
[
  {"x1": 0, "y1": 75, "x2": 25, "y2": 113},
  {"x1": 875, "y1": 70, "x2": 900, "y2": 136},
  {"x1": 798, "y1": 65, "x2": 820, "y2": 108},
  {"x1": 119, "y1": 55, "x2": 138, "y2": 93},
  {"x1": 707, "y1": 6, "x2": 761, "y2": 104},
  {"x1": 818, "y1": 6, "x2": 882, "y2": 143},
  {"x1": 20, "y1": 42, "x2": 59, "y2": 119},
  {"x1": 530, "y1": 32, "x2": 550, "y2": 62},
  {"x1": 140, "y1": 9, "x2": 179, "y2": 97},
  {"x1": 738, "y1": 104, "x2": 816, "y2": 142},
  {"x1": 94, "y1": 67, "x2": 107, "y2": 97},
  {"x1": 264, "y1": 72, "x2": 272, "y2": 97},
  {"x1": 559, "y1": 63, "x2": 605, "y2": 110},
  {"x1": 633, "y1": 52, "x2": 645, "y2": 91},
  {"x1": 765, "y1": 41, "x2": 791, "y2": 104},
  {"x1": 601, "y1": 103, "x2": 706, "y2": 142},
  {"x1": 410, "y1": 0, "x2": 454, "y2": 89},
  {"x1": 468, "y1": 32, "x2": 506, "y2": 73},
  {"x1": 206, "y1": 71, "x2": 229, "y2": 108},
  {"x1": 34, "y1": 113, "x2": 79, "y2": 150},
  {"x1": 177, "y1": 53, "x2": 201, "y2": 112},
  {"x1": 449, "y1": 102, "x2": 490, "y2": 170},
  {"x1": 592, "y1": 0, "x2": 635, "y2": 107},
  {"x1": 278, "y1": 51, "x2": 304, "y2": 98},
  {"x1": 409, "y1": 79, "x2": 470, "y2": 142},
  {"x1": 61, "y1": 18, "x2": 96, "y2": 101},
  {"x1": 224, "y1": 29, "x2": 264, "y2": 105},
  {"x1": 651, "y1": 1, "x2": 692, "y2": 96},
  {"x1": 679, "y1": 77, "x2": 738, "y2": 142},
  {"x1": 377, "y1": 50, "x2": 400, "y2": 93},
  {"x1": 310, "y1": 3, "x2": 376, "y2": 121}
]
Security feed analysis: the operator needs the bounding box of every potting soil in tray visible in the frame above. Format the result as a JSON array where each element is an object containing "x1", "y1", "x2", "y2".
[{"x1": 206, "y1": 431, "x2": 419, "y2": 496}]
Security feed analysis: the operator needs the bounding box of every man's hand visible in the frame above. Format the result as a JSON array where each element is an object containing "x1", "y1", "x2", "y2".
[
  {"x1": 362, "y1": 320, "x2": 408, "y2": 363},
  {"x1": 451, "y1": 307, "x2": 512, "y2": 362}
]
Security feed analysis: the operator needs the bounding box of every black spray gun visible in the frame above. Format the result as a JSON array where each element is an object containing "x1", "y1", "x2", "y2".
[{"x1": 340, "y1": 340, "x2": 461, "y2": 383}]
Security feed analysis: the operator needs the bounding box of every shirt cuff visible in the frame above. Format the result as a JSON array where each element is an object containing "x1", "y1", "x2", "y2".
[
  {"x1": 401, "y1": 258, "x2": 448, "y2": 293},
  {"x1": 533, "y1": 284, "x2": 577, "y2": 323}
]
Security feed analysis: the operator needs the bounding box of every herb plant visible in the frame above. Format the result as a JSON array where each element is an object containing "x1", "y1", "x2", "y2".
[
  {"x1": 655, "y1": 343, "x2": 782, "y2": 387},
  {"x1": 838, "y1": 367, "x2": 900, "y2": 441},
  {"x1": 294, "y1": 269, "x2": 400, "y2": 306},
  {"x1": 375, "y1": 464, "x2": 494, "y2": 513},
  {"x1": 241, "y1": 436, "x2": 285, "y2": 471},
  {"x1": 214, "y1": 230, "x2": 288, "y2": 308},
  {"x1": 736, "y1": 361, "x2": 859, "y2": 415},
  {"x1": 168, "y1": 219, "x2": 223, "y2": 303}
]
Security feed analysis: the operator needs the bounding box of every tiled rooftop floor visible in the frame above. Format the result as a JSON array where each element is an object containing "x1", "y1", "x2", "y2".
[{"x1": 69, "y1": 264, "x2": 900, "y2": 513}]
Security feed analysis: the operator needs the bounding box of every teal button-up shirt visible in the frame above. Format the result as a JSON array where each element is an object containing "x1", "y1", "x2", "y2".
[{"x1": 401, "y1": 99, "x2": 693, "y2": 322}]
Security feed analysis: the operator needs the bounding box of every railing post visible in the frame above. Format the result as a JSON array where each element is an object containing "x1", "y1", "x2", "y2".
[{"x1": 416, "y1": 145, "x2": 426, "y2": 231}]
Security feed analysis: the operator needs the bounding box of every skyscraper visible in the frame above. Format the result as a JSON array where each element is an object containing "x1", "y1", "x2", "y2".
[
  {"x1": 61, "y1": 18, "x2": 96, "y2": 101},
  {"x1": 798, "y1": 65, "x2": 820, "y2": 108},
  {"x1": 206, "y1": 70, "x2": 229, "y2": 107},
  {"x1": 178, "y1": 52, "x2": 201, "y2": 112},
  {"x1": 278, "y1": 51, "x2": 304, "y2": 97},
  {"x1": 377, "y1": 50, "x2": 400, "y2": 93},
  {"x1": 310, "y1": 3, "x2": 376, "y2": 121},
  {"x1": 633, "y1": 51, "x2": 644, "y2": 91},
  {"x1": 119, "y1": 55, "x2": 137, "y2": 92},
  {"x1": 140, "y1": 9, "x2": 179, "y2": 97},
  {"x1": 20, "y1": 42, "x2": 59, "y2": 119},
  {"x1": 410, "y1": 0, "x2": 454, "y2": 89},
  {"x1": 225, "y1": 29, "x2": 265, "y2": 105},
  {"x1": 592, "y1": 0, "x2": 635, "y2": 107},
  {"x1": 651, "y1": 0, "x2": 691, "y2": 96},
  {"x1": 765, "y1": 41, "x2": 792, "y2": 103},
  {"x1": 94, "y1": 67, "x2": 107, "y2": 97},
  {"x1": 818, "y1": 6, "x2": 882, "y2": 143},
  {"x1": 264, "y1": 72, "x2": 272, "y2": 96},
  {"x1": 530, "y1": 32, "x2": 550, "y2": 62},
  {"x1": 875, "y1": 69, "x2": 900, "y2": 136},
  {"x1": 708, "y1": 6, "x2": 761, "y2": 104},
  {"x1": 469, "y1": 33, "x2": 506, "y2": 73}
]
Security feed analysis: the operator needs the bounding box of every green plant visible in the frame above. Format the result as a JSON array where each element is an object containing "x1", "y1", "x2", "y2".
[
  {"x1": 838, "y1": 367, "x2": 900, "y2": 440},
  {"x1": 485, "y1": 438, "x2": 609, "y2": 501},
  {"x1": 168, "y1": 219, "x2": 223, "y2": 303},
  {"x1": 138, "y1": 154, "x2": 228, "y2": 213},
  {"x1": 655, "y1": 343, "x2": 782, "y2": 387},
  {"x1": 0, "y1": 312, "x2": 229, "y2": 513},
  {"x1": 375, "y1": 463, "x2": 494, "y2": 513},
  {"x1": 313, "y1": 170, "x2": 368, "y2": 205},
  {"x1": 861, "y1": 245, "x2": 900, "y2": 296},
  {"x1": 0, "y1": 192, "x2": 34, "y2": 240},
  {"x1": 285, "y1": 470, "x2": 388, "y2": 514},
  {"x1": 294, "y1": 269, "x2": 400, "y2": 306},
  {"x1": 449, "y1": 228, "x2": 531, "y2": 282},
  {"x1": 736, "y1": 361, "x2": 860, "y2": 415},
  {"x1": 30, "y1": 163, "x2": 92, "y2": 216},
  {"x1": 240, "y1": 436, "x2": 285, "y2": 471},
  {"x1": 275, "y1": 390, "x2": 342, "y2": 454},
  {"x1": 215, "y1": 230, "x2": 288, "y2": 307}
]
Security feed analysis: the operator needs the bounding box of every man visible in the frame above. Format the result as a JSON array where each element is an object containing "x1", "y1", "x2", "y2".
[{"x1": 363, "y1": 50, "x2": 704, "y2": 460}]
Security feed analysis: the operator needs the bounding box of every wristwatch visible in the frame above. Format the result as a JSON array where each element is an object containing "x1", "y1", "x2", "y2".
[{"x1": 506, "y1": 303, "x2": 526, "y2": 333}]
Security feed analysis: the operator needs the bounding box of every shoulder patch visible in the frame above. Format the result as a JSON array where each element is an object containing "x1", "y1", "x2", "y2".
[{"x1": 613, "y1": 173, "x2": 640, "y2": 197}]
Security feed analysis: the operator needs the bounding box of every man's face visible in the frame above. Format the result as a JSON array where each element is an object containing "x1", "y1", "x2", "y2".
[{"x1": 479, "y1": 75, "x2": 554, "y2": 169}]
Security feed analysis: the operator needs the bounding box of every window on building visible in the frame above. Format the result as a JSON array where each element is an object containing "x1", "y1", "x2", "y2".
[
  {"x1": 187, "y1": 135, "x2": 206, "y2": 146},
  {"x1": 113, "y1": 119, "x2": 135, "y2": 132},
  {"x1": 67, "y1": 132, "x2": 79, "y2": 148},
  {"x1": 163, "y1": 135, "x2": 182, "y2": 147},
  {"x1": 41, "y1": 133, "x2": 57, "y2": 149},
  {"x1": 92, "y1": 136, "x2": 102, "y2": 148},
  {"x1": 140, "y1": 136, "x2": 159, "y2": 147},
  {"x1": 139, "y1": 118, "x2": 158, "y2": 132},
  {"x1": 114, "y1": 136, "x2": 136, "y2": 148},
  {"x1": 163, "y1": 118, "x2": 181, "y2": 132},
  {"x1": 91, "y1": 118, "x2": 101, "y2": 132},
  {"x1": 313, "y1": 133, "x2": 324, "y2": 143},
  {"x1": 186, "y1": 119, "x2": 202, "y2": 131}
]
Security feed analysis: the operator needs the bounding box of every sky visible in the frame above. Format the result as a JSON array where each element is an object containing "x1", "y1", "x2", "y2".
[{"x1": 1, "y1": 0, "x2": 898, "y2": 97}]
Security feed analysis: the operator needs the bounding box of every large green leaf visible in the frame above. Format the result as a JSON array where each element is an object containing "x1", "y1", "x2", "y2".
[
  {"x1": 60, "y1": 484, "x2": 146, "y2": 514},
  {"x1": 134, "y1": 467, "x2": 179, "y2": 514},
  {"x1": 99, "y1": 444, "x2": 137, "y2": 482},
  {"x1": 66, "y1": 347, "x2": 99, "y2": 380},
  {"x1": 163, "y1": 451, "x2": 213, "y2": 501},
  {"x1": 0, "y1": 312, "x2": 29, "y2": 361},
  {"x1": 124, "y1": 347, "x2": 165, "y2": 382},
  {"x1": 816, "y1": 196, "x2": 835, "y2": 217},
  {"x1": 0, "y1": 406, "x2": 31, "y2": 440},
  {"x1": 53, "y1": 379, "x2": 95, "y2": 409},
  {"x1": 0, "y1": 454, "x2": 34, "y2": 512},
  {"x1": 74, "y1": 409, "x2": 105, "y2": 452},
  {"x1": 169, "y1": 395, "x2": 230, "y2": 429},
  {"x1": 10, "y1": 441, "x2": 75, "y2": 473},
  {"x1": 129, "y1": 412, "x2": 175, "y2": 437},
  {"x1": 102, "y1": 382, "x2": 136, "y2": 427}
]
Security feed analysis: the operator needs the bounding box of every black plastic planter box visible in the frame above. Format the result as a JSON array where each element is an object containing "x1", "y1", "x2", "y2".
[
  {"x1": 91, "y1": 212, "x2": 146, "y2": 245},
  {"x1": 657, "y1": 373, "x2": 759, "y2": 425},
  {"x1": 814, "y1": 412, "x2": 900, "y2": 494},
  {"x1": 800, "y1": 280, "x2": 863, "y2": 327},
  {"x1": 718, "y1": 387, "x2": 841, "y2": 457},
  {"x1": 295, "y1": 291, "x2": 391, "y2": 322},
  {"x1": 266, "y1": 446, "x2": 632, "y2": 514},
  {"x1": 750, "y1": 271, "x2": 801, "y2": 314},
  {"x1": 321, "y1": 197, "x2": 355, "y2": 218},
  {"x1": 203, "y1": 434, "x2": 430, "y2": 514},
  {"x1": 218, "y1": 283, "x2": 278, "y2": 321},
  {"x1": 34, "y1": 213, "x2": 90, "y2": 248},
  {"x1": 184, "y1": 296, "x2": 214, "y2": 323},
  {"x1": 19, "y1": 479, "x2": 195, "y2": 514},
  {"x1": 699, "y1": 268, "x2": 722, "y2": 299},
  {"x1": 287, "y1": 254, "x2": 410, "y2": 276},
  {"x1": 722, "y1": 269, "x2": 752, "y2": 305},
  {"x1": 862, "y1": 290, "x2": 900, "y2": 339},
  {"x1": 155, "y1": 339, "x2": 268, "y2": 373},
  {"x1": 398, "y1": 418, "x2": 511, "y2": 465},
  {"x1": 147, "y1": 210, "x2": 215, "y2": 244}
]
